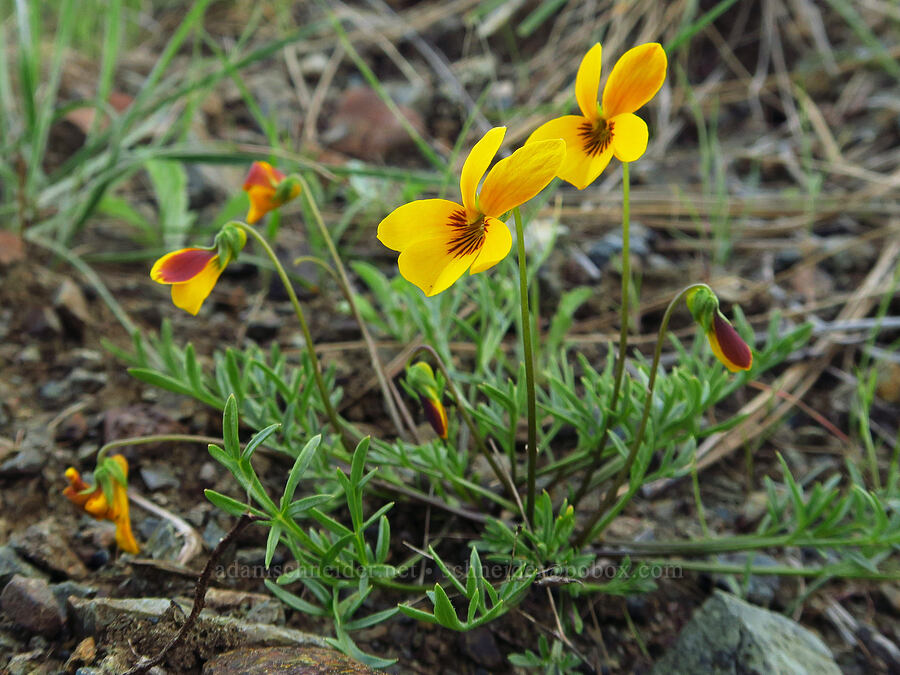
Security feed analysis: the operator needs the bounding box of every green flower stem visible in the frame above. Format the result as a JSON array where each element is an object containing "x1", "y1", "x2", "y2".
[
  {"x1": 577, "y1": 561, "x2": 900, "y2": 590},
  {"x1": 238, "y1": 223, "x2": 353, "y2": 449},
  {"x1": 513, "y1": 207, "x2": 538, "y2": 527},
  {"x1": 290, "y1": 174, "x2": 415, "y2": 442},
  {"x1": 96, "y1": 433, "x2": 224, "y2": 464},
  {"x1": 599, "y1": 531, "x2": 900, "y2": 555},
  {"x1": 412, "y1": 344, "x2": 524, "y2": 521},
  {"x1": 575, "y1": 283, "x2": 710, "y2": 548},
  {"x1": 572, "y1": 162, "x2": 632, "y2": 506}
]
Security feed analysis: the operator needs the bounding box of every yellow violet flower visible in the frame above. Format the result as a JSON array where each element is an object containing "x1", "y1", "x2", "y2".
[
  {"x1": 378, "y1": 127, "x2": 565, "y2": 296},
  {"x1": 527, "y1": 43, "x2": 667, "y2": 189},
  {"x1": 63, "y1": 455, "x2": 139, "y2": 555},
  {"x1": 150, "y1": 224, "x2": 246, "y2": 315},
  {"x1": 686, "y1": 286, "x2": 753, "y2": 372},
  {"x1": 243, "y1": 161, "x2": 301, "y2": 224}
]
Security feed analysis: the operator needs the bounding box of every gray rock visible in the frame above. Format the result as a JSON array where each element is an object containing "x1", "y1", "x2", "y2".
[
  {"x1": 203, "y1": 519, "x2": 228, "y2": 550},
  {"x1": 10, "y1": 518, "x2": 89, "y2": 579},
  {"x1": 0, "y1": 448, "x2": 44, "y2": 476},
  {"x1": 586, "y1": 222, "x2": 653, "y2": 270},
  {"x1": 54, "y1": 278, "x2": 91, "y2": 336},
  {"x1": 715, "y1": 553, "x2": 783, "y2": 607},
  {"x1": 202, "y1": 646, "x2": 375, "y2": 674},
  {"x1": 140, "y1": 464, "x2": 180, "y2": 491},
  {"x1": 651, "y1": 590, "x2": 841, "y2": 675},
  {"x1": 1, "y1": 575, "x2": 66, "y2": 637},
  {"x1": 51, "y1": 580, "x2": 96, "y2": 607},
  {"x1": 6, "y1": 649, "x2": 55, "y2": 675},
  {"x1": 139, "y1": 519, "x2": 181, "y2": 561},
  {"x1": 0, "y1": 545, "x2": 47, "y2": 586},
  {"x1": 38, "y1": 379, "x2": 69, "y2": 403},
  {"x1": 244, "y1": 598, "x2": 285, "y2": 626},
  {"x1": 67, "y1": 597, "x2": 329, "y2": 649},
  {"x1": 0, "y1": 424, "x2": 50, "y2": 477},
  {"x1": 68, "y1": 368, "x2": 108, "y2": 394}
]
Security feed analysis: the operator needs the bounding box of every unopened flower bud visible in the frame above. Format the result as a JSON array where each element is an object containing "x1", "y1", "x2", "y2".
[
  {"x1": 405, "y1": 362, "x2": 448, "y2": 439},
  {"x1": 686, "y1": 285, "x2": 752, "y2": 372}
]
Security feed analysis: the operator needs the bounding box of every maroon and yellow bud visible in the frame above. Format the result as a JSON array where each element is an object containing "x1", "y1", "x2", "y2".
[
  {"x1": 685, "y1": 285, "x2": 753, "y2": 372},
  {"x1": 63, "y1": 455, "x2": 139, "y2": 554},
  {"x1": 150, "y1": 223, "x2": 246, "y2": 315},
  {"x1": 708, "y1": 313, "x2": 753, "y2": 372},
  {"x1": 405, "y1": 362, "x2": 449, "y2": 439},
  {"x1": 243, "y1": 161, "x2": 301, "y2": 224}
]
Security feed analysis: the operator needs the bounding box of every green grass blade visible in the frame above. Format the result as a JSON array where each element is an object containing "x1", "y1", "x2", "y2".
[
  {"x1": 89, "y1": 0, "x2": 123, "y2": 142},
  {"x1": 665, "y1": 0, "x2": 740, "y2": 53},
  {"x1": 27, "y1": 0, "x2": 77, "y2": 191}
]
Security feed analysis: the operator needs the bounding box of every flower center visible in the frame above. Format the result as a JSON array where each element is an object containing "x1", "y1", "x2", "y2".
[
  {"x1": 446, "y1": 209, "x2": 486, "y2": 258},
  {"x1": 578, "y1": 118, "x2": 614, "y2": 157}
]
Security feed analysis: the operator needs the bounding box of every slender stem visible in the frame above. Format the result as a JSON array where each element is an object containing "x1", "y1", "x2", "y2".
[
  {"x1": 291, "y1": 174, "x2": 414, "y2": 441},
  {"x1": 513, "y1": 207, "x2": 538, "y2": 526},
  {"x1": 411, "y1": 345, "x2": 523, "y2": 520},
  {"x1": 575, "y1": 284, "x2": 709, "y2": 548},
  {"x1": 97, "y1": 434, "x2": 223, "y2": 464},
  {"x1": 238, "y1": 223, "x2": 352, "y2": 448},
  {"x1": 572, "y1": 162, "x2": 631, "y2": 505},
  {"x1": 691, "y1": 447, "x2": 710, "y2": 537},
  {"x1": 123, "y1": 513, "x2": 263, "y2": 675},
  {"x1": 598, "y1": 531, "x2": 900, "y2": 555}
]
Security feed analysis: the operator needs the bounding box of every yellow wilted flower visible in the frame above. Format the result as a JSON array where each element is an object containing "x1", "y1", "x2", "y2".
[
  {"x1": 527, "y1": 43, "x2": 667, "y2": 189},
  {"x1": 377, "y1": 127, "x2": 565, "y2": 296},
  {"x1": 63, "y1": 455, "x2": 139, "y2": 555}
]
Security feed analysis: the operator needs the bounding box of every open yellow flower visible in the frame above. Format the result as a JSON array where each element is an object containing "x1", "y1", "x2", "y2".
[
  {"x1": 378, "y1": 127, "x2": 565, "y2": 296},
  {"x1": 243, "y1": 161, "x2": 301, "y2": 224},
  {"x1": 151, "y1": 224, "x2": 247, "y2": 315},
  {"x1": 63, "y1": 456, "x2": 139, "y2": 555},
  {"x1": 527, "y1": 43, "x2": 667, "y2": 189},
  {"x1": 150, "y1": 248, "x2": 226, "y2": 315}
]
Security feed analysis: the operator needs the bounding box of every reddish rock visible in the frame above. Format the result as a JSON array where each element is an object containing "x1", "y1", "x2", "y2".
[{"x1": 1, "y1": 574, "x2": 66, "y2": 637}]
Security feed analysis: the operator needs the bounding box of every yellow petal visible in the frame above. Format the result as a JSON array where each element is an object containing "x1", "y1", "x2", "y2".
[
  {"x1": 460, "y1": 127, "x2": 505, "y2": 220},
  {"x1": 469, "y1": 217, "x2": 512, "y2": 274},
  {"x1": 527, "y1": 116, "x2": 613, "y2": 190},
  {"x1": 111, "y1": 481, "x2": 139, "y2": 554},
  {"x1": 397, "y1": 236, "x2": 480, "y2": 297},
  {"x1": 478, "y1": 139, "x2": 565, "y2": 218},
  {"x1": 575, "y1": 43, "x2": 603, "y2": 120},
  {"x1": 376, "y1": 199, "x2": 463, "y2": 251},
  {"x1": 245, "y1": 185, "x2": 278, "y2": 224},
  {"x1": 84, "y1": 493, "x2": 110, "y2": 519},
  {"x1": 601, "y1": 43, "x2": 667, "y2": 118},
  {"x1": 610, "y1": 113, "x2": 649, "y2": 162},
  {"x1": 170, "y1": 256, "x2": 224, "y2": 315}
]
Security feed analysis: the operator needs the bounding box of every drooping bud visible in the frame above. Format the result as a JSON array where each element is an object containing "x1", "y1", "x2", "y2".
[
  {"x1": 405, "y1": 362, "x2": 448, "y2": 439},
  {"x1": 685, "y1": 285, "x2": 753, "y2": 372},
  {"x1": 708, "y1": 313, "x2": 753, "y2": 372},
  {"x1": 243, "y1": 161, "x2": 301, "y2": 223}
]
